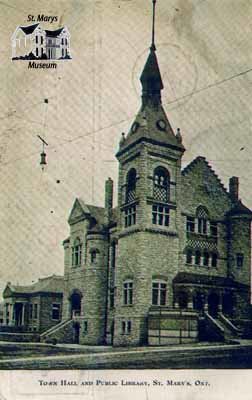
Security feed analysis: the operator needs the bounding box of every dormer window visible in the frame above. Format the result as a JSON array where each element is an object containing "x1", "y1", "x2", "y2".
[
  {"x1": 153, "y1": 167, "x2": 169, "y2": 202},
  {"x1": 72, "y1": 238, "x2": 82, "y2": 267},
  {"x1": 126, "y1": 168, "x2": 137, "y2": 203}
]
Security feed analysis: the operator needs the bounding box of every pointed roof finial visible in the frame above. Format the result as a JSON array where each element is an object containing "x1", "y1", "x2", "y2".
[{"x1": 151, "y1": 0, "x2": 157, "y2": 51}]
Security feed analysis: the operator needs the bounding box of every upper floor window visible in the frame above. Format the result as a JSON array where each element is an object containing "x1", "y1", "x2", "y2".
[
  {"x1": 236, "y1": 253, "x2": 244, "y2": 268},
  {"x1": 123, "y1": 281, "x2": 133, "y2": 305},
  {"x1": 41, "y1": 36, "x2": 43, "y2": 44},
  {"x1": 210, "y1": 222, "x2": 218, "y2": 237},
  {"x1": 72, "y1": 238, "x2": 82, "y2": 267},
  {"x1": 152, "y1": 205, "x2": 169, "y2": 226},
  {"x1": 90, "y1": 249, "x2": 99, "y2": 264},
  {"x1": 152, "y1": 281, "x2": 167, "y2": 306},
  {"x1": 61, "y1": 38, "x2": 64, "y2": 44},
  {"x1": 35, "y1": 35, "x2": 38, "y2": 43},
  {"x1": 52, "y1": 304, "x2": 60, "y2": 320},
  {"x1": 203, "y1": 251, "x2": 210, "y2": 267},
  {"x1": 196, "y1": 206, "x2": 208, "y2": 235},
  {"x1": 211, "y1": 253, "x2": 218, "y2": 268},
  {"x1": 65, "y1": 38, "x2": 67, "y2": 45},
  {"x1": 186, "y1": 216, "x2": 195, "y2": 233},
  {"x1": 124, "y1": 205, "x2": 136, "y2": 227},
  {"x1": 153, "y1": 167, "x2": 170, "y2": 202},
  {"x1": 186, "y1": 249, "x2": 193, "y2": 264},
  {"x1": 195, "y1": 250, "x2": 201, "y2": 266},
  {"x1": 126, "y1": 168, "x2": 137, "y2": 203}
]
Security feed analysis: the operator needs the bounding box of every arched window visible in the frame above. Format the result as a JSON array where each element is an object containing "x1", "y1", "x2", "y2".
[
  {"x1": 123, "y1": 281, "x2": 133, "y2": 305},
  {"x1": 153, "y1": 167, "x2": 170, "y2": 202},
  {"x1": 186, "y1": 249, "x2": 193, "y2": 264},
  {"x1": 72, "y1": 238, "x2": 82, "y2": 267},
  {"x1": 196, "y1": 206, "x2": 208, "y2": 235},
  {"x1": 126, "y1": 168, "x2": 137, "y2": 203},
  {"x1": 195, "y1": 250, "x2": 201, "y2": 266},
  {"x1": 203, "y1": 251, "x2": 209, "y2": 267}
]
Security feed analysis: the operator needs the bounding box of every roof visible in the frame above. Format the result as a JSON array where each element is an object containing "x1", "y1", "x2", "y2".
[
  {"x1": 140, "y1": 48, "x2": 164, "y2": 92},
  {"x1": 117, "y1": 47, "x2": 184, "y2": 157},
  {"x1": 117, "y1": 103, "x2": 184, "y2": 156},
  {"x1": 86, "y1": 204, "x2": 106, "y2": 231},
  {"x1": 45, "y1": 28, "x2": 64, "y2": 37},
  {"x1": 173, "y1": 272, "x2": 248, "y2": 289},
  {"x1": 68, "y1": 198, "x2": 107, "y2": 230},
  {"x1": 226, "y1": 200, "x2": 252, "y2": 218},
  {"x1": 4, "y1": 275, "x2": 64, "y2": 297},
  {"x1": 20, "y1": 23, "x2": 39, "y2": 35}
]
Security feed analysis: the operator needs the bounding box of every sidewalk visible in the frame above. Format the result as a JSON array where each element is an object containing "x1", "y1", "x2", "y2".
[{"x1": 0, "y1": 340, "x2": 252, "y2": 369}]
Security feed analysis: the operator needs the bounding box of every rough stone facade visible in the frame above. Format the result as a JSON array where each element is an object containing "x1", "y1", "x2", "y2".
[{"x1": 57, "y1": 41, "x2": 252, "y2": 346}]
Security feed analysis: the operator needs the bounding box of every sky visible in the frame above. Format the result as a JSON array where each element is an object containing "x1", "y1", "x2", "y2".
[{"x1": 0, "y1": 0, "x2": 252, "y2": 296}]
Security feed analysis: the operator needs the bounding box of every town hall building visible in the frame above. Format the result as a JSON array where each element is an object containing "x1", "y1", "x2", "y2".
[
  {"x1": 3, "y1": 1, "x2": 252, "y2": 346},
  {"x1": 39, "y1": 1, "x2": 252, "y2": 347}
]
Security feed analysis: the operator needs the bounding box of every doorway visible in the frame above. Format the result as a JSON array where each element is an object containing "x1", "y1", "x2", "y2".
[
  {"x1": 222, "y1": 292, "x2": 234, "y2": 317},
  {"x1": 14, "y1": 303, "x2": 23, "y2": 326},
  {"x1": 208, "y1": 292, "x2": 219, "y2": 318},
  {"x1": 69, "y1": 291, "x2": 82, "y2": 318},
  {"x1": 193, "y1": 292, "x2": 204, "y2": 314}
]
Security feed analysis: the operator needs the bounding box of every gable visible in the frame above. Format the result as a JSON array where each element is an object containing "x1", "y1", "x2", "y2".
[
  {"x1": 181, "y1": 157, "x2": 232, "y2": 219},
  {"x1": 3, "y1": 286, "x2": 13, "y2": 298},
  {"x1": 11, "y1": 27, "x2": 25, "y2": 40},
  {"x1": 60, "y1": 27, "x2": 70, "y2": 38},
  {"x1": 68, "y1": 198, "x2": 90, "y2": 225}
]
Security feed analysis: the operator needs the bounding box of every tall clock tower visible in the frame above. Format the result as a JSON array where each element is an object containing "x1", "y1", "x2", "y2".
[{"x1": 113, "y1": 0, "x2": 185, "y2": 346}]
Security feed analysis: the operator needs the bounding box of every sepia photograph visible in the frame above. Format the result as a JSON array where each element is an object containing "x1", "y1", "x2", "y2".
[{"x1": 0, "y1": 0, "x2": 252, "y2": 398}]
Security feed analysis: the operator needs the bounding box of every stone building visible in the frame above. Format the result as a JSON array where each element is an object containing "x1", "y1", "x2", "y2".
[
  {"x1": 14, "y1": 2, "x2": 250, "y2": 346},
  {"x1": 2, "y1": 275, "x2": 64, "y2": 333},
  {"x1": 42, "y1": 21, "x2": 252, "y2": 346}
]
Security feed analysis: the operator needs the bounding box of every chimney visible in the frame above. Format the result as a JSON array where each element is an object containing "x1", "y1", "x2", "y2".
[
  {"x1": 229, "y1": 176, "x2": 239, "y2": 201},
  {"x1": 105, "y1": 177, "x2": 113, "y2": 224}
]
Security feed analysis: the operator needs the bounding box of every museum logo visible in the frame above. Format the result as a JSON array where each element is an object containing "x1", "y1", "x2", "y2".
[{"x1": 11, "y1": 17, "x2": 71, "y2": 69}]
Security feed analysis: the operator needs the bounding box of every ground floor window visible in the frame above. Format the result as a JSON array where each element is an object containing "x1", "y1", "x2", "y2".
[
  {"x1": 33, "y1": 304, "x2": 38, "y2": 319},
  {"x1": 152, "y1": 281, "x2": 167, "y2": 306},
  {"x1": 52, "y1": 304, "x2": 60, "y2": 320},
  {"x1": 83, "y1": 320, "x2": 88, "y2": 334},
  {"x1": 122, "y1": 320, "x2": 132, "y2": 334}
]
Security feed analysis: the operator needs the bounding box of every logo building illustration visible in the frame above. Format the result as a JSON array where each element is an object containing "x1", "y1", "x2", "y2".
[{"x1": 11, "y1": 23, "x2": 71, "y2": 61}]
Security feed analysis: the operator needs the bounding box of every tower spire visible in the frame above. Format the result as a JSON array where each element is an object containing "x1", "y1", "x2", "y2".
[
  {"x1": 140, "y1": 0, "x2": 163, "y2": 107},
  {"x1": 151, "y1": 0, "x2": 157, "y2": 51}
]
